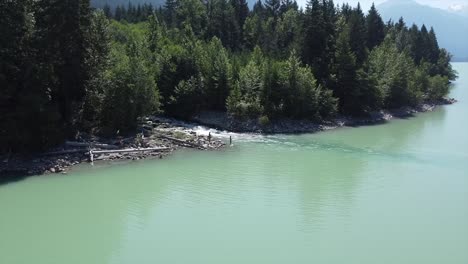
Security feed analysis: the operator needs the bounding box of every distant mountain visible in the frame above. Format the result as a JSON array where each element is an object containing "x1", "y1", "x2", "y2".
[
  {"x1": 91, "y1": 0, "x2": 164, "y2": 9},
  {"x1": 449, "y1": 5, "x2": 468, "y2": 18},
  {"x1": 378, "y1": 0, "x2": 468, "y2": 61}
]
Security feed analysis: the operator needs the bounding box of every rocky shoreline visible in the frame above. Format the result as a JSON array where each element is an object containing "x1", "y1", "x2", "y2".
[
  {"x1": 0, "y1": 98, "x2": 456, "y2": 183},
  {"x1": 193, "y1": 98, "x2": 457, "y2": 133},
  {"x1": 0, "y1": 117, "x2": 225, "y2": 182}
]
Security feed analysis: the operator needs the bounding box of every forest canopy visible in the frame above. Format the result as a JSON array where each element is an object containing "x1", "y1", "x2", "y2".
[{"x1": 0, "y1": 0, "x2": 457, "y2": 152}]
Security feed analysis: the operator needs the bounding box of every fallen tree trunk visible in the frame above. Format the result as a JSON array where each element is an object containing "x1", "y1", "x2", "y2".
[
  {"x1": 156, "y1": 134, "x2": 205, "y2": 149},
  {"x1": 91, "y1": 147, "x2": 170, "y2": 155},
  {"x1": 44, "y1": 147, "x2": 170, "y2": 158}
]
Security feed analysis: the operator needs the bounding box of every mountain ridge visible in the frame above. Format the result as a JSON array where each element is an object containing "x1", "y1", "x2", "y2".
[{"x1": 378, "y1": 0, "x2": 468, "y2": 61}]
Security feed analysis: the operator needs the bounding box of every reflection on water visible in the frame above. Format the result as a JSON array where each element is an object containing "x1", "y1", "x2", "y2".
[{"x1": 0, "y1": 63, "x2": 468, "y2": 264}]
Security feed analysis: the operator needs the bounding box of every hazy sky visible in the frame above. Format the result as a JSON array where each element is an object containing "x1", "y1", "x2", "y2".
[{"x1": 295, "y1": 0, "x2": 468, "y2": 12}]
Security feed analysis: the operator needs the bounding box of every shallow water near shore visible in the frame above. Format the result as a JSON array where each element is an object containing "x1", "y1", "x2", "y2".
[{"x1": 1, "y1": 63, "x2": 468, "y2": 264}]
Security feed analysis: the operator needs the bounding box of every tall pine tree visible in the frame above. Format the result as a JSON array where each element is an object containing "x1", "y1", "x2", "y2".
[{"x1": 366, "y1": 3, "x2": 385, "y2": 50}]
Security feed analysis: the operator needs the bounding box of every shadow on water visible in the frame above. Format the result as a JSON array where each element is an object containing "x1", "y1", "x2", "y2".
[
  {"x1": 0, "y1": 158, "x2": 181, "y2": 263},
  {"x1": 0, "y1": 169, "x2": 34, "y2": 185},
  {"x1": 0, "y1": 158, "x2": 62, "y2": 186}
]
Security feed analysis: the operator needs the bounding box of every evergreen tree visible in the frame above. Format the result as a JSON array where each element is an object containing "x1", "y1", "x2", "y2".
[
  {"x1": 261, "y1": 59, "x2": 285, "y2": 116},
  {"x1": 333, "y1": 25, "x2": 361, "y2": 113},
  {"x1": 243, "y1": 14, "x2": 265, "y2": 50},
  {"x1": 419, "y1": 24, "x2": 431, "y2": 63},
  {"x1": 127, "y1": 2, "x2": 135, "y2": 22},
  {"x1": 283, "y1": 52, "x2": 319, "y2": 118},
  {"x1": 176, "y1": 0, "x2": 207, "y2": 36},
  {"x1": 280, "y1": 0, "x2": 298, "y2": 14},
  {"x1": 428, "y1": 27, "x2": 440, "y2": 64},
  {"x1": 0, "y1": 0, "x2": 458, "y2": 154},
  {"x1": 171, "y1": 74, "x2": 205, "y2": 118},
  {"x1": 230, "y1": 0, "x2": 249, "y2": 33},
  {"x1": 136, "y1": 4, "x2": 142, "y2": 21},
  {"x1": 147, "y1": 14, "x2": 164, "y2": 53},
  {"x1": 227, "y1": 47, "x2": 264, "y2": 118},
  {"x1": 265, "y1": 0, "x2": 281, "y2": 18},
  {"x1": 340, "y1": 3, "x2": 352, "y2": 19},
  {"x1": 277, "y1": 8, "x2": 301, "y2": 56},
  {"x1": 203, "y1": 37, "x2": 232, "y2": 110},
  {"x1": 436, "y1": 48, "x2": 457, "y2": 81},
  {"x1": 283, "y1": 51, "x2": 337, "y2": 119},
  {"x1": 226, "y1": 83, "x2": 244, "y2": 118},
  {"x1": 395, "y1": 17, "x2": 405, "y2": 31},
  {"x1": 80, "y1": 10, "x2": 112, "y2": 131},
  {"x1": 368, "y1": 37, "x2": 422, "y2": 108},
  {"x1": 101, "y1": 41, "x2": 160, "y2": 134},
  {"x1": 165, "y1": 0, "x2": 178, "y2": 27},
  {"x1": 115, "y1": 5, "x2": 123, "y2": 20},
  {"x1": 252, "y1": 0, "x2": 266, "y2": 17},
  {"x1": 0, "y1": 0, "x2": 55, "y2": 151},
  {"x1": 366, "y1": 3, "x2": 385, "y2": 50},
  {"x1": 347, "y1": 4, "x2": 368, "y2": 65},
  {"x1": 103, "y1": 4, "x2": 112, "y2": 18},
  {"x1": 302, "y1": 0, "x2": 335, "y2": 84},
  {"x1": 206, "y1": 0, "x2": 241, "y2": 49},
  {"x1": 35, "y1": 0, "x2": 94, "y2": 137},
  {"x1": 408, "y1": 24, "x2": 422, "y2": 62}
]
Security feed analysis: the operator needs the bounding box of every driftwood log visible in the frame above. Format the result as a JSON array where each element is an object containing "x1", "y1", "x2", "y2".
[
  {"x1": 89, "y1": 147, "x2": 170, "y2": 162},
  {"x1": 91, "y1": 147, "x2": 170, "y2": 155},
  {"x1": 44, "y1": 147, "x2": 170, "y2": 160},
  {"x1": 156, "y1": 134, "x2": 206, "y2": 149}
]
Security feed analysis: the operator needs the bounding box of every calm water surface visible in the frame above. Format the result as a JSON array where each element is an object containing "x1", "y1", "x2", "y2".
[{"x1": 1, "y1": 63, "x2": 467, "y2": 264}]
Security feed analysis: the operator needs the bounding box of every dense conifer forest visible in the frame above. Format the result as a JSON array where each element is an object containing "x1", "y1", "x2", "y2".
[{"x1": 0, "y1": 0, "x2": 457, "y2": 153}]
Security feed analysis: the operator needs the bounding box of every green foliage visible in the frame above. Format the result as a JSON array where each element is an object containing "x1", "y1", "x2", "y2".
[
  {"x1": 366, "y1": 3, "x2": 385, "y2": 50},
  {"x1": 302, "y1": 0, "x2": 336, "y2": 83},
  {"x1": 332, "y1": 20, "x2": 386, "y2": 114},
  {"x1": 243, "y1": 14, "x2": 265, "y2": 50},
  {"x1": 226, "y1": 53, "x2": 264, "y2": 119},
  {"x1": 368, "y1": 37, "x2": 425, "y2": 108},
  {"x1": 276, "y1": 9, "x2": 302, "y2": 57},
  {"x1": 0, "y1": 0, "x2": 458, "y2": 153},
  {"x1": 206, "y1": 0, "x2": 241, "y2": 50},
  {"x1": 176, "y1": 0, "x2": 207, "y2": 35},
  {"x1": 226, "y1": 84, "x2": 244, "y2": 118},
  {"x1": 427, "y1": 75, "x2": 450, "y2": 101},
  {"x1": 262, "y1": 59, "x2": 286, "y2": 116},
  {"x1": 101, "y1": 42, "x2": 160, "y2": 134},
  {"x1": 258, "y1": 115, "x2": 270, "y2": 126},
  {"x1": 226, "y1": 50, "x2": 337, "y2": 120},
  {"x1": 110, "y1": 2, "x2": 155, "y2": 23},
  {"x1": 202, "y1": 37, "x2": 232, "y2": 110},
  {"x1": 436, "y1": 49, "x2": 458, "y2": 81},
  {"x1": 318, "y1": 86, "x2": 338, "y2": 119},
  {"x1": 81, "y1": 10, "x2": 112, "y2": 131},
  {"x1": 332, "y1": 25, "x2": 360, "y2": 113},
  {"x1": 283, "y1": 51, "x2": 337, "y2": 119},
  {"x1": 0, "y1": 0, "x2": 107, "y2": 151},
  {"x1": 170, "y1": 75, "x2": 205, "y2": 118},
  {"x1": 346, "y1": 4, "x2": 368, "y2": 65}
]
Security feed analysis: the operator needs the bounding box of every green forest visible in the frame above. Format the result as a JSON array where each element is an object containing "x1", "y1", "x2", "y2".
[{"x1": 0, "y1": 0, "x2": 457, "y2": 153}]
